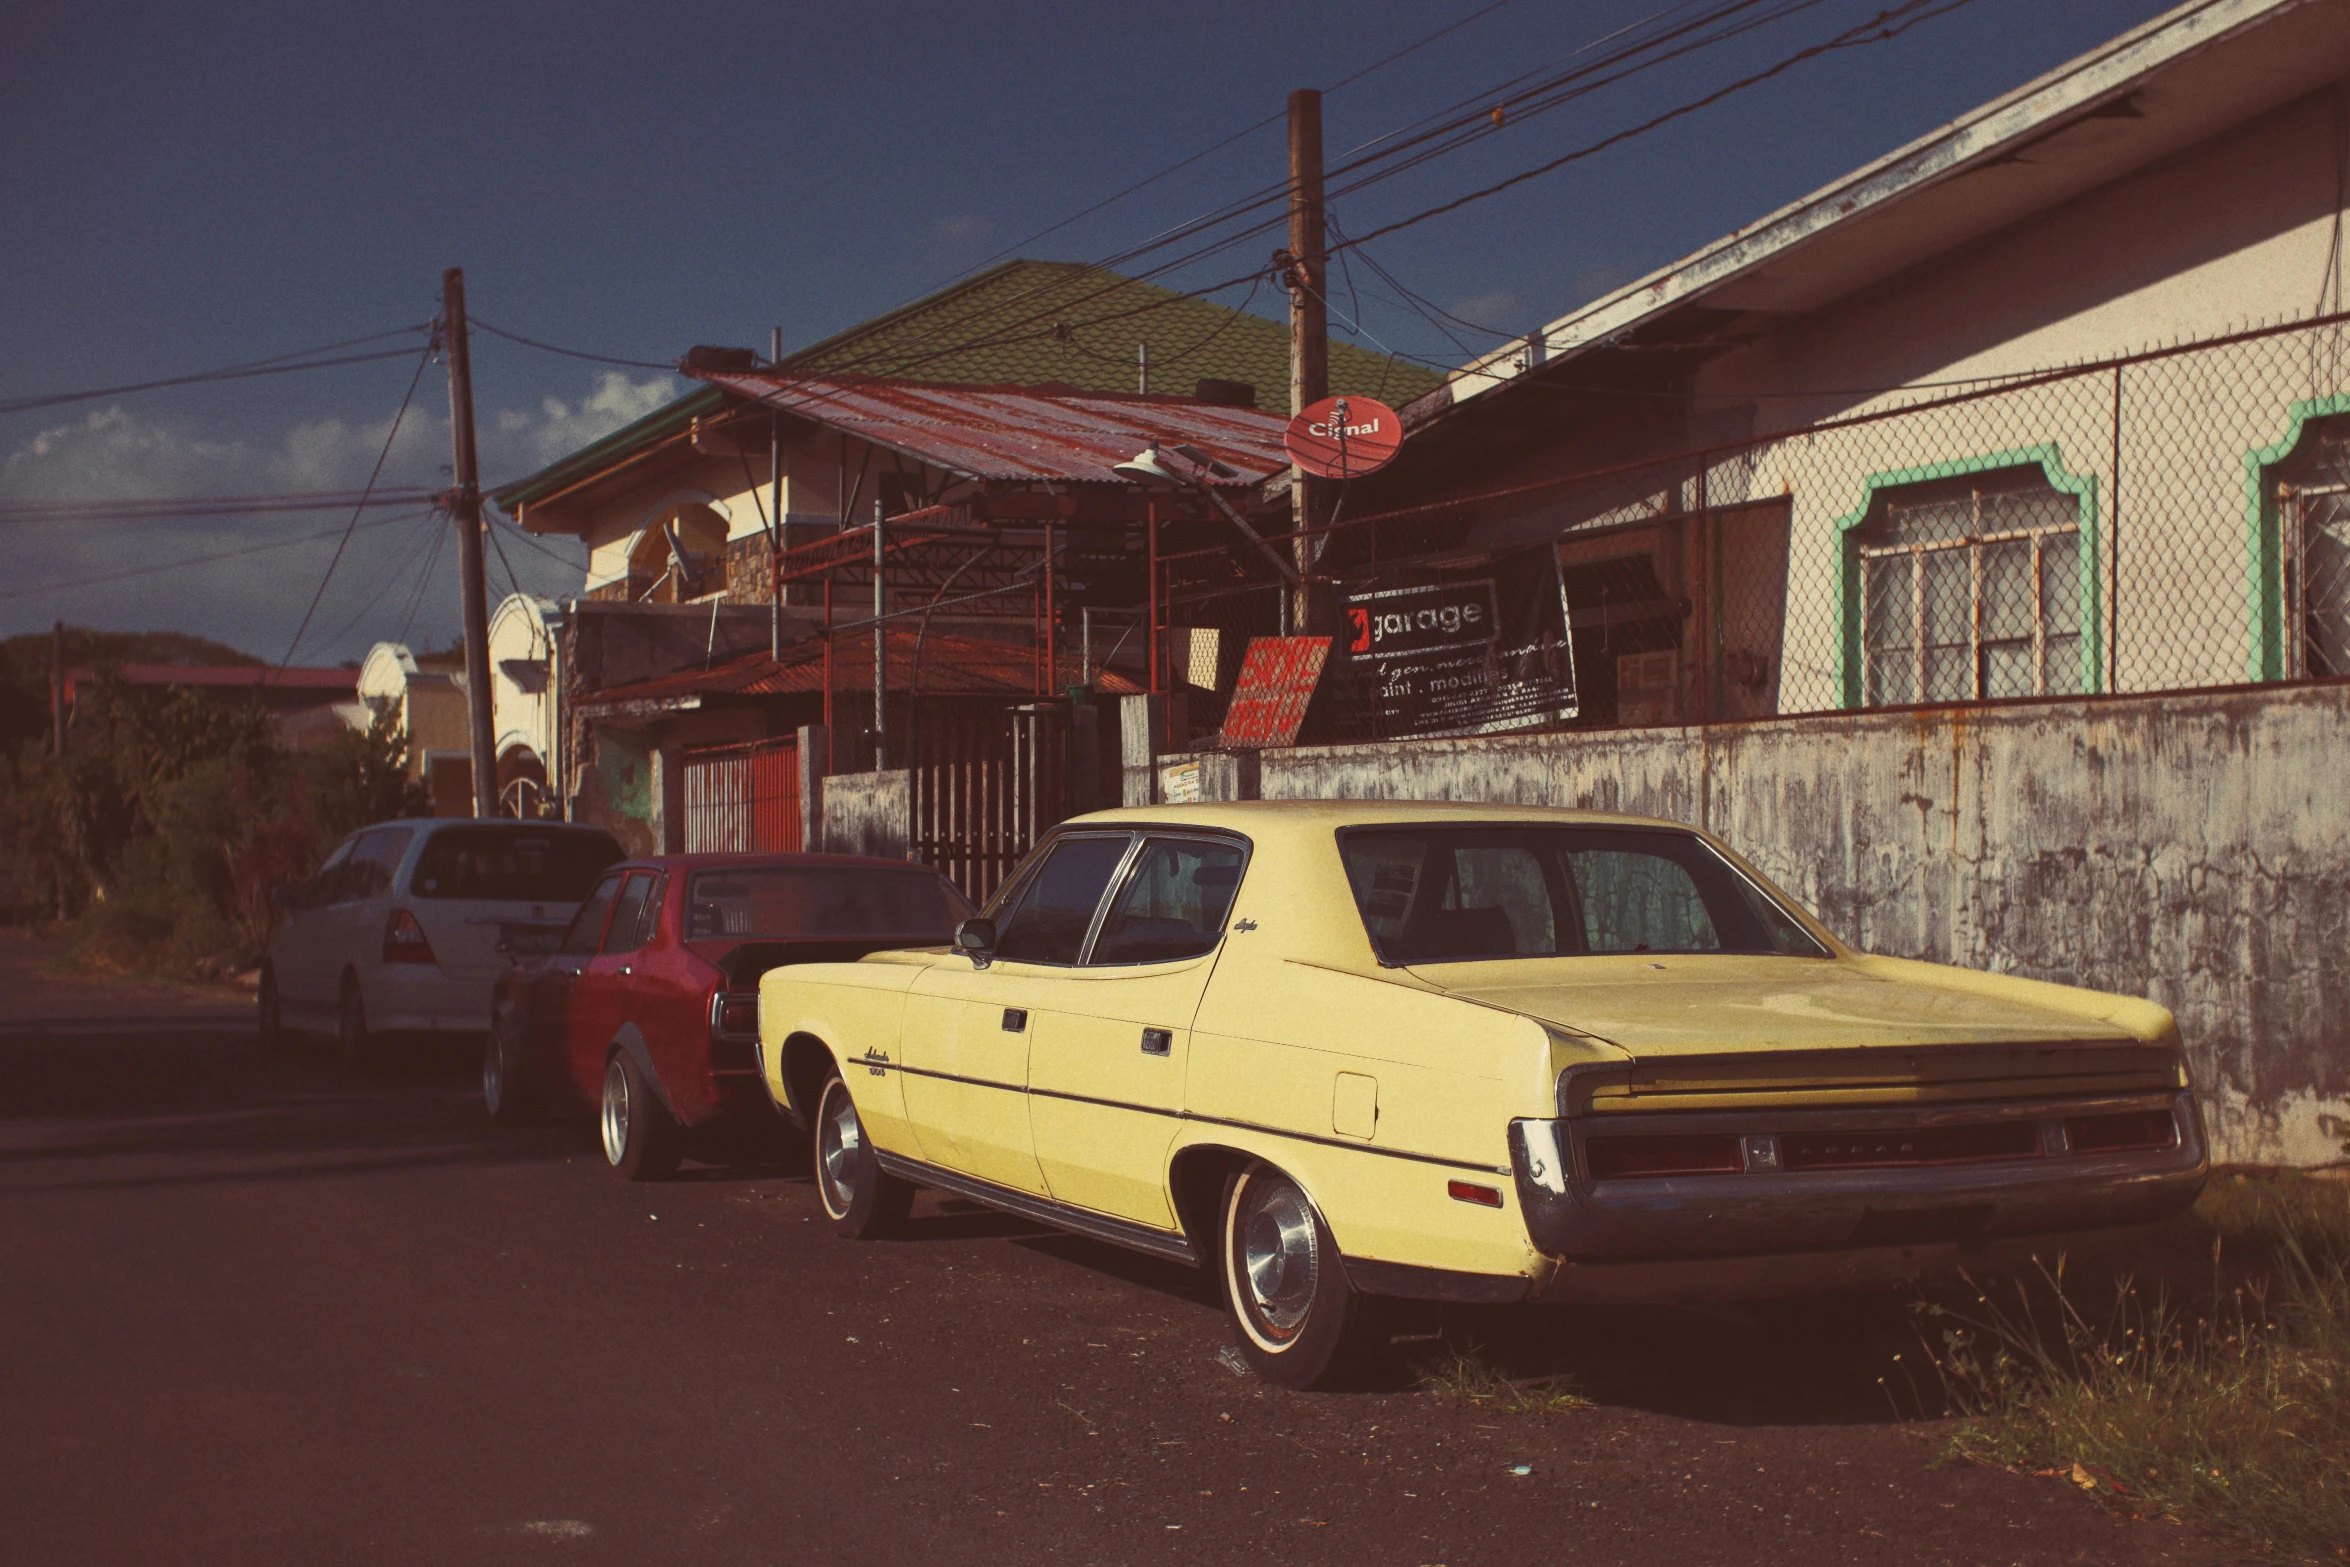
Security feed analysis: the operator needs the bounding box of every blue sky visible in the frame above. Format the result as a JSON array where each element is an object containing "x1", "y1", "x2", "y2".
[{"x1": 0, "y1": 0, "x2": 2178, "y2": 663}]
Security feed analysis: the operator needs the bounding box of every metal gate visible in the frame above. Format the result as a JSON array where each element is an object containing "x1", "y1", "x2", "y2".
[
  {"x1": 681, "y1": 738, "x2": 802, "y2": 853},
  {"x1": 903, "y1": 699, "x2": 1056, "y2": 902}
]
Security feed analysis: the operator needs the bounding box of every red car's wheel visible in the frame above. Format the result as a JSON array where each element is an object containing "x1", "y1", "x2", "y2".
[
  {"x1": 601, "y1": 1051, "x2": 679, "y2": 1181},
  {"x1": 483, "y1": 1020, "x2": 536, "y2": 1128}
]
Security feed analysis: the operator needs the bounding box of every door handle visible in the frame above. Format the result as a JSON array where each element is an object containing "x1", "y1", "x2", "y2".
[
  {"x1": 617, "y1": 966, "x2": 632, "y2": 976},
  {"x1": 1140, "y1": 1027, "x2": 1172, "y2": 1056}
]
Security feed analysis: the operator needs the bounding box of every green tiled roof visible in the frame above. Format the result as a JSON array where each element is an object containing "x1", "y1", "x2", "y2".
[{"x1": 493, "y1": 260, "x2": 1437, "y2": 515}]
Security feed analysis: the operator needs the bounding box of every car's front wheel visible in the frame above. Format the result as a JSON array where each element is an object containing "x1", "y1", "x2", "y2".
[
  {"x1": 813, "y1": 1071, "x2": 912, "y2": 1238},
  {"x1": 483, "y1": 1021, "x2": 536, "y2": 1127},
  {"x1": 1219, "y1": 1163, "x2": 1374, "y2": 1389},
  {"x1": 601, "y1": 1050, "x2": 679, "y2": 1181}
]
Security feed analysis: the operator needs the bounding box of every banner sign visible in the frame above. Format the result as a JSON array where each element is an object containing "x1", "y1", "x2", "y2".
[
  {"x1": 1334, "y1": 549, "x2": 1577, "y2": 739},
  {"x1": 1216, "y1": 636, "x2": 1332, "y2": 749}
]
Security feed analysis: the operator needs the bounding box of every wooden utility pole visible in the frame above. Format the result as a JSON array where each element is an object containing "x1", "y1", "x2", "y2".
[
  {"x1": 1287, "y1": 88, "x2": 1330, "y2": 635},
  {"x1": 769, "y1": 325, "x2": 784, "y2": 660},
  {"x1": 441, "y1": 267, "x2": 498, "y2": 818}
]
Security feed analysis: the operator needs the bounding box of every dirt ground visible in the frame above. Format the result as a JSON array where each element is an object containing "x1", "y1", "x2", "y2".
[{"x1": 0, "y1": 935, "x2": 2234, "y2": 1565}]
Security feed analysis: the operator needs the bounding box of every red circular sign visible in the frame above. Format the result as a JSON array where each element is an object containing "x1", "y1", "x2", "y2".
[{"x1": 1284, "y1": 395, "x2": 1403, "y2": 480}]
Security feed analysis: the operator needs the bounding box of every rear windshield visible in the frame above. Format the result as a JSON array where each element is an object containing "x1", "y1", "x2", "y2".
[
  {"x1": 409, "y1": 826, "x2": 623, "y2": 902},
  {"x1": 1340, "y1": 825, "x2": 1826, "y2": 964},
  {"x1": 684, "y1": 865, "x2": 973, "y2": 940}
]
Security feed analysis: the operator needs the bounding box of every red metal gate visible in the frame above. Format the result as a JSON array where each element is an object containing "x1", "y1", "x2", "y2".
[{"x1": 682, "y1": 738, "x2": 802, "y2": 853}]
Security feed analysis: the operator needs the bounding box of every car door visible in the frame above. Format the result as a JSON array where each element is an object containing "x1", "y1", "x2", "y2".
[
  {"x1": 1027, "y1": 833, "x2": 1248, "y2": 1227},
  {"x1": 331, "y1": 827, "x2": 417, "y2": 997},
  {"x1": 899, "y1": 831, "x2": 1134, "y2": 1197},
  {"x1": 539, "y1": 871, "x2": 624, "y2": 1104},
  {"x1": 575, "y1": 870, "x2": 661, "y2": 1071},
  {"x1": 273, "y1": 835, "x2": 357, "y2": 1015}
]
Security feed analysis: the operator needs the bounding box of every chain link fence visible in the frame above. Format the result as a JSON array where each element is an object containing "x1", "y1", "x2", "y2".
[{"x1": 1159, "y1": 311, "x2": 2350, "y2": 749}]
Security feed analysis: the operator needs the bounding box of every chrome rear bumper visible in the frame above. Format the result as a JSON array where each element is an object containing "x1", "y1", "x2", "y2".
[{"x1": 1507, "y1": 1089, "x2": 2208, "y2": 1276}]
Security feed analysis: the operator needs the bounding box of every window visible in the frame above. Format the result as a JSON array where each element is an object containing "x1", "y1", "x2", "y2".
[
  {"x1": 560, "y1": 874, "x2": 624, "y2": 957},
  {"x1": 2275, "y1": 414, "x2": 2350, "y2": 678},
  {"x1": 992, "y1": 834, "x2": 1133, "y2": 965},
  {"x1": 683, "y1": 866, "x2": 971, "y2": 940},
  {"x1": 1340, "y1": 826, "x2": 1825, "y2": 965},
  {"x1": 1858, "y1": 466, "x2": 2084, "y2": 704},
  {"x1": 1090, "y1": 837, "x2": 1246, "y2": 965},
  {"x1": 601, "y1": 874, "x2": 662, "y2": 954},
  {"x1": 338, "y1": 828, "x2": 414, "y2": 902},
  {"x1": 410, "y1": 826, "x2": 622, "y2": 901}
]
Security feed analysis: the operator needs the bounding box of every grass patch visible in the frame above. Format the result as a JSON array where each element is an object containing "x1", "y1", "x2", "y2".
[
  {"x1": 1412, "y1": 1339, "x2": 1593, "y2": 1415},
  {"x1": 1925, "y1": 1172, "x2": 2350, "y2": 1564}
]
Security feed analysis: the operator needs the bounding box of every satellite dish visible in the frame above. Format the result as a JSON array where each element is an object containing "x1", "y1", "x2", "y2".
[{"x1": 1285, "y1": 395, "x2": 1403, "y2": 480}]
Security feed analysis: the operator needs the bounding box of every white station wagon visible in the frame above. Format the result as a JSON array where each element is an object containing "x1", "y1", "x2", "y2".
[{"x1": 261, "y1": 818, "x2": 622, "y2": 1065}]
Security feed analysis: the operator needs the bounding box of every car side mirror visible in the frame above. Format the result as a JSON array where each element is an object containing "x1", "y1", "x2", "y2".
[{"x1": 954, "y1": 917, "x2": 996, "y2": 955}]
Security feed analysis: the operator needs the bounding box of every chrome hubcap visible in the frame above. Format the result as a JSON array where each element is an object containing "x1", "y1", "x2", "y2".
[
  {"x1": 819, "y1": 1086, "x2": 863, "y2": 1214},
  {"x1": 1237, "y1": 1177, "x2": 1319, "y2": 1341},
  {"x1": 601, "y1": 1059, "x2": 631, "y2": 1166},
  {"x1": 483, "y1": 1033, "x2": 505, "y2": 1108}
]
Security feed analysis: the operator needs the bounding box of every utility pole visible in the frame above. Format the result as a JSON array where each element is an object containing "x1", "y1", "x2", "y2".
[
  {"x1": 871, "y1": 496, "x2": 887, "y2": 770},
  {"x1": 1286, "y1": 88, "x2": 1330, "y2": 636},
  {"x1": 441, "y1": 267, "x2": 498, "y2": 819},
  {"x1": 770, "y1": 326, "x2": 784, "y2": 661}
]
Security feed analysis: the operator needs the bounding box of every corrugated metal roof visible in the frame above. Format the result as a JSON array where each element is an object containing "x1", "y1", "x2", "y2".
[
  {"x1": 578, "y1": 629, "x2": 1140, "y2": 714},
  {"x1": 689, "y1": 372, "x2": 1293, "y2": 487}
]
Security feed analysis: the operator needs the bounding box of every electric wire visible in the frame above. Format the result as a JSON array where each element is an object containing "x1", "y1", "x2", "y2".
[
  {"x1": 0, "y1": 508, "x2": 430, "y2": 603},
  {"x1": 468, "y1": 317, "x2": 679, "y2": 371},
  {"x1": 317, "y1": 508, "x2": 447, "y2": 652},
  {"x1": 394, "y1": 513, "x2": 453, "y2": 647},
  {"x1": 0, "y1": 326, "x2": 434, "y2": 417},
  {"x1": 0, "y1": 489, "x2": 443, "y2": 527},
  {"x1": 278, "y1": 339, "x2": 437, "y2": 671}
]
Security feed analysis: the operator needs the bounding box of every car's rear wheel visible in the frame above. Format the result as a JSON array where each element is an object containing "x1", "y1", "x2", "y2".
[
  {"x1": 483, "y1": 1020, "x2": 536, "y2": 1127},
  {"x1": 257, "y1": 966, "x2": 294, "y2": 1053},
  {"x1": 814, "y1": 1071, "x2": 911, "y2": 1238},
  {"x1": 601, "y1": 1051, "x2": 678, "y2": 1181},
  {"x1": 335, "y1": 978, "x2": 376, "y2": 1071},
  {"x1": 1219, "y1": 1164, "x2": 1375, "y2": 1389}
]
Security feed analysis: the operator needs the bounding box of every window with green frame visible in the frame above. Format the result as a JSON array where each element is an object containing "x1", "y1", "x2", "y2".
[
  {"x1": 2264, "y1": 412, "x2": 2350, "y2": 679},
  {"x1": 1853, "y1": 464, "x2": 2090, "y2": 705}
]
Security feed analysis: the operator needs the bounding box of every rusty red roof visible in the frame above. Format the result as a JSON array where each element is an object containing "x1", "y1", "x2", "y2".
[
  {"x1": 578, "y1": 629, "x2": 1140, "y2": 714},
  {"x1": 66, "y1": 664, "x2": 357, "y2": 691},
  {"x1": 688, "y1": 372, "x2": 1291, "y2": 487}
]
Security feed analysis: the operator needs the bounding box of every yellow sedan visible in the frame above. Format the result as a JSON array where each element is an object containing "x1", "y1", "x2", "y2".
[{"x1": 757, "y1": 802, "x2": 2206, "y2": 1387}]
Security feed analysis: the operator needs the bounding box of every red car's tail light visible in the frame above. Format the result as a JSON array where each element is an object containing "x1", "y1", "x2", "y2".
[
  {"x1": 382, "y1": 908, "x2": 437, "y2": 965},
  {"x1": 1584, "y1": 1134, "x2": 1744, "y2": 1180},
  {"x1": 2065, "y1": 1108, "x2": 2178, "y2": 1154},
  {"x1": 708, "y1": 991, "x2": 758, "y2": 1038}
]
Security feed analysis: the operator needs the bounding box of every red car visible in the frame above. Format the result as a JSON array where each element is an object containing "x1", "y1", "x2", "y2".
[{"x1": 483, "y1": 852, "x2": 973, "y2": 1179}]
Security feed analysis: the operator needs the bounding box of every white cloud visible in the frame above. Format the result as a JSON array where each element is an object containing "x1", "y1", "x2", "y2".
[{"x1": 0, "y1": 371, "x2": 676, "y2": 660}]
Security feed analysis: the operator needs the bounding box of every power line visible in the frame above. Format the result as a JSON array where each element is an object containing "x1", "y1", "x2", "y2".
[
  {"x1": 317, "y1": 508, "x2": 447, "y2": 652},
  {"x1": 394, "y1": 513, "x2": 453, "y2": 646},
  {"x1": 279, "y1": 340, "x2": 438, "y2": 670},
  {"x1": 469, "y1": 317, "x2": 680, "y2": 371},
  {"x1": 0, "y1": 326, "x2": 433, "y2": 417},
  {"x1": 0, "y1": 508, "x2": 430, "y2": 602},
  {"x1": 0, "y1": 489, "x2": 442, "y2": 527}
]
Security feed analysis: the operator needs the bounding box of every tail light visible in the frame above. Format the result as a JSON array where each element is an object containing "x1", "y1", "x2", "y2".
[
  {"x1": 383, "y1": 908, "x2": 437, "y2": 965},
  {"x1": 709, "y1": 991, "x2": 758, "y2": 1039},
  {"x1": 2065, "y1": 1108, "x2": 2178, "y2": 1154}
]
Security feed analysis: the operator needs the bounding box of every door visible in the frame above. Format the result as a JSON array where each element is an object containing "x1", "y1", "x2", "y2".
[
  {"x1": 1028, "y1": 834, "x2": 1247, "y2": 1226},
  {"x1": 540, "y1": 870, "x2": 623, "y2": 1103},
  {"x1": 899, "y1": 831, "x2": 1133, "y2": 1197},
  {"x1": 274, "y1": 835, "x2": 358, "y2": 1014},
  {"x1": 574, "y1": 871, "x2": 660, "y2": 1071}
]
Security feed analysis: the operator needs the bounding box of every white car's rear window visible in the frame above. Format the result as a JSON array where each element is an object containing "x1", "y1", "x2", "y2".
[{"x1": 409, "y1": 826, "x2": 622, "y2": 902}]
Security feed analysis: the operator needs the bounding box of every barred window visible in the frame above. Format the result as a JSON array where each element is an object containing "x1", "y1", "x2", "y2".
[
  {"x1": 1858, "y1": 466, "x2": 2083, "y2": 706},
  {"x1": 2275, "y1": 415, "x2": 2350, "y2": 679}
]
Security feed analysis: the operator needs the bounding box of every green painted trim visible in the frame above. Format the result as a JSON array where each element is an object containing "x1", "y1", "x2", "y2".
[
  {"x1": 1829, "y1": 443, "x2": 2101, "y2": 707},
  {"x1": 2242, "y1": 393, "x2": 2350, "y2": 681}
]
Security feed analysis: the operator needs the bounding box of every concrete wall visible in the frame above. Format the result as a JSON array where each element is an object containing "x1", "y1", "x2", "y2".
[{"x1": 1165, "y1": 682, "x2": 2350, "y2": 1167}]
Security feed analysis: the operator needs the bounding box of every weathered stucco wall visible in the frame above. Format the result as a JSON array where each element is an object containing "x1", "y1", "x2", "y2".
[
  {"x1": 1176, "y1": 684, "x2": 2350, "y2": 1167},
  {"x1": 821, "y1": 769, "x2": 911, "y2": 860}
]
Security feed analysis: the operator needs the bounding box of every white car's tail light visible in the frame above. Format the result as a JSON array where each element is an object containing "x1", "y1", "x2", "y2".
[{"x1": 383, "y1": 908, "x2": 437, "y2": 965}]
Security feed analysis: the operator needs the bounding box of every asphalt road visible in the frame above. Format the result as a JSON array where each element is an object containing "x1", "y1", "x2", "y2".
[{"x1": 0, "y1": 936, "x2": 2230, "y2": 1567}]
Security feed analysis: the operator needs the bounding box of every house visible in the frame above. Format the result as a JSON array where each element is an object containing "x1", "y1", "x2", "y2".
[
  {"x1": 484, "y1": 260, "x2": 1433, "y2": 865},
  {"x1": 1155, "y1": 0, "x2": 2350, "y2": 1166}
]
